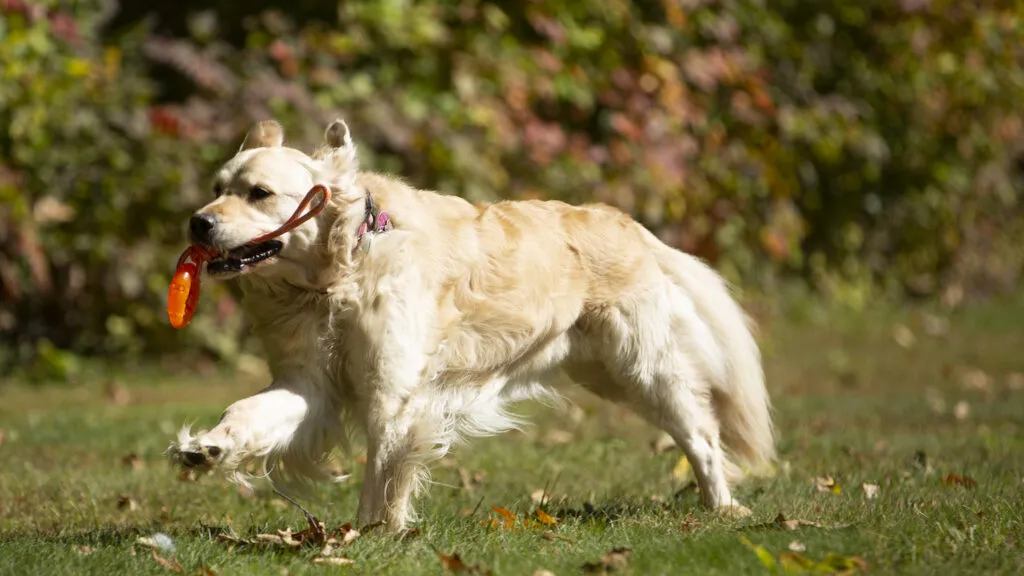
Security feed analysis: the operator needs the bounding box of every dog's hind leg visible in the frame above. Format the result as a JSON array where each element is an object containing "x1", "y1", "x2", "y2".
[
  {"x1": 566, "y1": 357, "x2": 745, "y2": 515},
  {"x1": 570, "y1": 287, "x2": 752, "y2": 516}
]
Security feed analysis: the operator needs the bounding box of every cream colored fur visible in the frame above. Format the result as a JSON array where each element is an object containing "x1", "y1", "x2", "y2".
[{"x1": 167, "y1": 119, "x2": 776, "y2": 531}]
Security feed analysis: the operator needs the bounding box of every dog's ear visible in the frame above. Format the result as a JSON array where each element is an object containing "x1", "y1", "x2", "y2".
[
  {"x1": 239, "y1": 120, "x2": 285, "y2": 152},
  {"x1": 324, "y1": 119, "x2": 353, "y2": 149},
  {"x1": 317, "y1": 119, "x2": 360, "y2": 189}
]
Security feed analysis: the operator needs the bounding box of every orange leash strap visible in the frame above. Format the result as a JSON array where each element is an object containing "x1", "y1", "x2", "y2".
[{"x1": 167, "y1": 184, "x2": 332, "y2": 329}]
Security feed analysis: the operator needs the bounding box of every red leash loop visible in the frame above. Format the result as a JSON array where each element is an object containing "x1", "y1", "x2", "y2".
[{"x1": 167, "y1": 184, "x2": 332, "y2": 329}]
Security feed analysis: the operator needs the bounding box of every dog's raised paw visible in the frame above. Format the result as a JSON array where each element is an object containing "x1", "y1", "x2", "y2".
[{"x1": 167, "y1": 432, "x2": 224, "y2": 472}]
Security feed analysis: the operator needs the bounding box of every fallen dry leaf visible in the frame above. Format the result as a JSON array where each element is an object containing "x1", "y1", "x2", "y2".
[
  {"x1": 536, "y1": 509, "x2": 557, "y2": 526},
  {"x1": 892, "y1": 324, "x2": 915, "y2": 348},
  {"x1": 490, "y1": 505, "x2": 516, "y2": 529},
  {"x1": 459, "y1": 468, "x2": 486, "y2": 492},
  {"x1": 72, "y1": 545, "x2": 95, "y2": 556},
  {"x1": 122, "y1": 453, "x2": 145, "y2": 471},
  {"x1": 921, "y1": 313, "x2": 949, "y2": 337},
  {"x1": 861, "y1": 483, "x2": 879, "y2": 500},
  {"x1": 788, "y1": 540, "x2": 806, "y2": 552},
  {"x1": 773, "y1": 513, "x2": 822, "y2": 531},
  {"x1": 105, "y1": 381, "x2": 131, "y2": 406},
  {"x1": 543, "y1": 429, "x2": 574, "y2": 445},
  {"x1": 439, "y1": 551, "x2": 490, "y2": 574},
  {"x1": 313, "y1": 557, "x2": 354, "y2": 566},
  {"x1": 117, "y1": 495, "x2": 138, "y2": 512},
  {"x1": 680, "y1": 513, "x2": 702, "y2": 533},
  {"x1": 813, "y1": 476, "x2": 842, "y2": 495},
  {"x1": 959, "y1": 368, "x2": 994, "y2": 395},
  {"x1": 255, "y1": 529, "x2": 302, "y2": 548},
  {"x1": 925, "y1": 388, "x2": 947, "y2": 415},
  {"x1": 150, "y1": 549, "x2": 184, "y2": 573},
  {"x1": 541, "y1": 531, "x2": 576, "y2": 543},
  {"x1": 582, "y1": 547, "x2": 632, "y2": 573},
  {"x1": 953, "y1": 401, "x2": 970, "y2": 420},
  {"x1": 913, "y1": 450, "x2": 934, "y2": 474},
  {"x1": 942, "y1": 473, "x2": 977, "y2": 489}
]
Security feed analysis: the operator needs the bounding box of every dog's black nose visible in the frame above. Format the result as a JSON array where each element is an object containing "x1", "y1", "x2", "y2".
[{"x1": 189, "y1": 213, "x2": 216, "y2": 244}]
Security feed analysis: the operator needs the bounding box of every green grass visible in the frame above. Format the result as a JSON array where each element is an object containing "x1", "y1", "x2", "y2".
[{"x1": 2, "y1": 295, "x2": 1023, "y2": 575}]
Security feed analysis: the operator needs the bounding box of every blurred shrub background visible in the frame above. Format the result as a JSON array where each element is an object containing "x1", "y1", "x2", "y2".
[{"x1": 2, "y1": 0, "x2": 1022, "y2": 379}]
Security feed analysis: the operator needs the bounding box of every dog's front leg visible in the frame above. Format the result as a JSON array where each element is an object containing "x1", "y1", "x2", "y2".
[
  {"x1": 168, "y1": 374, "x2": 331, "y2": 481},
  {"x1": 356, "y1": 389, "x2": 448, "y2": 531}
]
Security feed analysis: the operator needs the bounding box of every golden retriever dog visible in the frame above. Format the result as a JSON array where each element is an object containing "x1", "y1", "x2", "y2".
[{"x1": 168, "y1": 119, "x2": 775, "y2": 531}]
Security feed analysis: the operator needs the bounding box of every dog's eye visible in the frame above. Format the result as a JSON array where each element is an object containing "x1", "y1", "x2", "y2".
[
  {"x1": 213, "y1": 183, "x2": 223, "y2": 197},
  {"x1": 249, "y1": 186, "x2": 273, "y2": 201}
]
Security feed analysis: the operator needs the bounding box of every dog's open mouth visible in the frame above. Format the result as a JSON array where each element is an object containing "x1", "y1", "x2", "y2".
[{"x1": 206, "y1": 240, "x2": 283, "y2": 275}]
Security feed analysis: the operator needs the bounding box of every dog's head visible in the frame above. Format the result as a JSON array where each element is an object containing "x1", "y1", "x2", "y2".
[{"x1": 189, "y1": 119, "x2": 360, "y2": 282}]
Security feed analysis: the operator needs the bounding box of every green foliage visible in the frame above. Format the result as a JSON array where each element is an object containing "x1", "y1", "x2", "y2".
[{"x1": 1, "y1": 0, "x2": 1023, "y2": 371}]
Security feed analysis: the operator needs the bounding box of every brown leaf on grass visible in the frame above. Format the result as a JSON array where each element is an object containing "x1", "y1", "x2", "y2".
[
  {"x1": 105, "y1": 381, "x2": 131, "y2": 406},
  {"x1": 953, "y1": 401, "x2": 970, "y2": 420},
  {"x1": 293, "y1": 515, "x2": 328, "y2": 545},
  {"x1": 861, "y1": 483, "x2": 880, "y2": 500},
  {"x1": 540, "y1": 531, "x2": 576, "y2": 543},
  {"x1": 813, "y1": 476, "x2": 842, "y2": 495},
  {"x1": 913, "y1": 450, "x2": 934, "y2": 474},
  {"x1": 543, "y1": 429, "x2": 574, "y2": 445},
  {"x1": 459, "y1": 467, "x2": 486, "y2": 492},
  {"x1": 150, "y1": 549, "x2": 184, "y2": 573},
  {"x1": 313, "y1": 557, "x2": 354, "y2": 566},
  {"x1": 959, "y1": 368, "x2": 994, "y2": 395},
  {"x1": 491, "y1": 505, "x2": 516, "y2": 529},
  {"x1": 892, "y1": 324, "x2": 916, "y2": 348},
  {"x1": 773, "y1": 513, "x2": 823, "y2": 531},
  {"x1": 536, "y1": 509, "x2": 558, "y2": 526},
  {"x1": 196, "y1": 565, "x2": 217, "y2": 576},
  {"x1": 439, "y1": 551, "x2": 491, "y2": 574},
  {"x1": 117, "y1": 495, "x2": 138, "y2": 512},
  {"x1": 582, "y1": 547, "x2": 632, "y2": 573},
  {"x1": 121, "y1": 453, "x2": 145, "y2": 470},
  {"x1": 335, "y1": 523, "x2": 361, "y2": 546},
  {"x1": 72, "y1": 545, "x2": 95, "y2": 556},
  {"x1": 680, "y1": 513, "x2": 702, "y2": 533},
  {"x1": 255, "y1": 529, "x2": 302, "y2": 548},
  {"x1": 942, "y1": 473, "x2": 977, "y2": 488}
]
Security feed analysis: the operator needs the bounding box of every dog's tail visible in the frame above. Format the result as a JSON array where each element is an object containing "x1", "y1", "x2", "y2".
[{"x1": 649, "y1": 235, "x2": 776, "y2": 483}]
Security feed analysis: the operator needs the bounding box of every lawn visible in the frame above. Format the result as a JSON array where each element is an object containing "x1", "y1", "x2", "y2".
[{"x1": 1, "y1": 295, "x2": 1022, "y2": 575}]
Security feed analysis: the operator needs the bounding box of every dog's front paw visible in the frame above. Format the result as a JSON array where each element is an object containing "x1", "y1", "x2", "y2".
[
  {"x1": 715, "y1": 503, "x2": 753, "y2": 519},
  {"x1": 166, "y1": 427, "x2": 227, "y2": 474}
]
